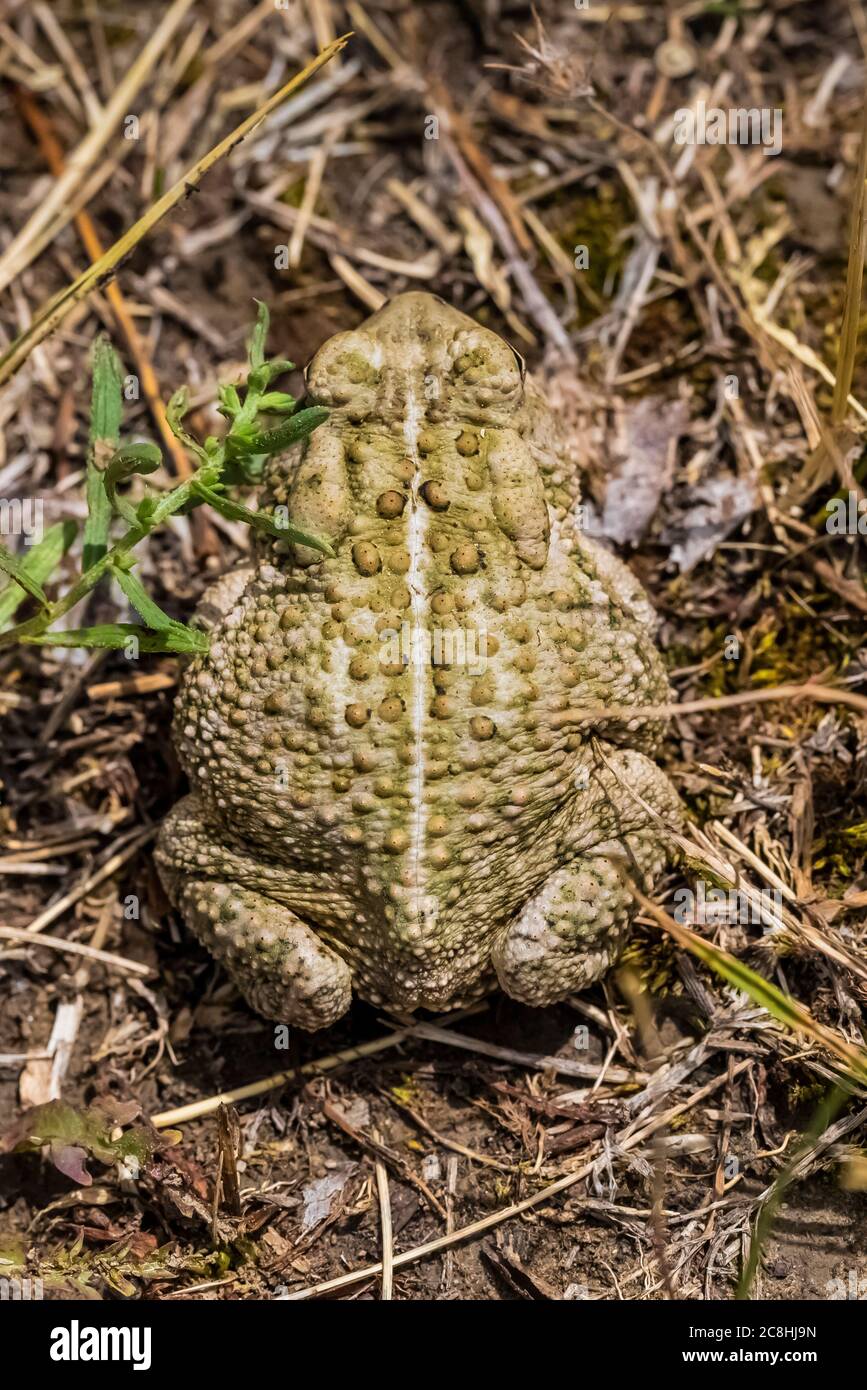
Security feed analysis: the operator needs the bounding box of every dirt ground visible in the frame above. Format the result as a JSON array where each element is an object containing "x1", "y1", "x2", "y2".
[{"x1": 2, "y1": 0, "x2": 867, "y2": 1302}]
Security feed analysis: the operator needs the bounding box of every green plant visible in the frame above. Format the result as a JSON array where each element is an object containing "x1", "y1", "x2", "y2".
[{"x1": 0, "y1": 303, "x2": 331, "y2": 655}]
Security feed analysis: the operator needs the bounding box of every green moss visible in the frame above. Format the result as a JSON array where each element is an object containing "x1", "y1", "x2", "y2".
[
  {"x1": 280, "y1": 179, "x2": 312, "y2": 210},
  {"x1": 620, "y1": 927, "x2": 680, "y2": 995},
  {"x1": 0, "y1": 1234, "x2": 27, "y2": 1272},
  {"x1": 555, "y1": 182, "x2": 633, "y2": 300},
  {"x1": 787, "y1": 1080, "x2": 826, "y2": 1109},
  {"x1": 390, "y1": 1075, "x2": 423, "y2": 1106}
]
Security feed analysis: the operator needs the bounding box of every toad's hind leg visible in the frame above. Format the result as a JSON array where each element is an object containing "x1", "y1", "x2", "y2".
[
  {"x1": 174, "y1": 878, "x2": 352, "y2": 1029},
  {"x1": 492, "y1": 750, "x2": 680, "y2": 1007},
  {"x1": 156, "y1": 796, "x2": 353, "y2": 1029},
  {"x1": 492, "y1": 858, "x2": 638, "y2": 1006}
]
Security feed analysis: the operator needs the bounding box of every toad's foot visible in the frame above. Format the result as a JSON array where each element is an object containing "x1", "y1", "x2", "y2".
[
  {"x1": 173, "y1": 878, "x2": 351, "y2": 1029},
  {"x1": 492, "y1": 749, "x2": 679, "y2": 1006}
]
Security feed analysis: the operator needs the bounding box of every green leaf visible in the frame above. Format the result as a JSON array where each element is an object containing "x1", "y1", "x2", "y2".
[
  {"x1": 105, "y1": 443, "x2": 163, "y2": 525},
  {"x1": 221, "y1": 454, "x2": 266, "y2": 487},
  {"x1": 0, "y1": 305, "x2": 332, "y2": 658},
  {"x1": 248, "y1": 299, "x2": 270, "y2": 370},
  {"x1": 1, "y1": 1098, "x2": 178, "y2": 1187},
  {"x1": 257, "y1": 391, "x2": 298, "y2": 414},
  {"x1": 246, "y1": 359, "x2": 294, "y2": 395},
  {"x1": 0, "y1": 521, "x2": 76, "y2": 627},
  {"x1": 135, "y1": 497, "x2": 159, "y2": 527},
  {"x1": 111, "y1": 563, "x2": 174, "y2": 630},
  {"x1": 166, "y1": 387, "x2": 208, "y2": 465},
  {"x1": 224, "y1": 406, "x2": 329, "y2": 459},
  {"x1": 192, "y1": 479, "x2": 334, "y2": 554},
  {"x1": 0, "y1": 540, "x2": 49, "y2": 608},
  {"x1": 22, "y1": 622, "x2": 209, "y2": 653},
  {"x1": 84, "y1": 336, "x2": 123, "y2": 568},
  {"x1": 216, "y1": 383, "x2": 243, "y2": 420}
]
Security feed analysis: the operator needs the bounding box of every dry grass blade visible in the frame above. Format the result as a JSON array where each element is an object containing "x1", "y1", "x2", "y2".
[
  {"x1": 0, "y1": 0, "x2": 198, "y2": 297},
  {"x1": 0, "y1": 926, "x2": 152, "y2": 977},
  {"x1": 374, "y1": 1140, "x2": 394, "y2": 1301},
  {"x1": 633, "y1": 887, "x2": 867, "y2": 1088},
  {"x1": 831, "y1": 91, "x2": 867, "y2": 425},
  {"x1": 687, "y1": 822, "x2": 867, "y2": 987},
  {"x1": 409, "y1": 1020, "x2": 643, "y2": 1082},
  {"x1": 22, "y1": 830, "x2": 156, "y2": 935},
  {"x1": 0, "y1": 34, "x2": 352, "y2": 385},
  {"x1": 322, "y1": 1097, "x2": 447, "y2": 1218},
  {"x1": 551, "y1": 682, "x2": 867, "y2": 727},
  {"x1": 151, "y1": 1026, "x2": 411, "y2": 1128},
  {"x1": 149, "y1": 1007, "x2": 484, "y2": 1127},
  {"x1": 12, "y1": 89, "x2": 191, "y2": 478}
]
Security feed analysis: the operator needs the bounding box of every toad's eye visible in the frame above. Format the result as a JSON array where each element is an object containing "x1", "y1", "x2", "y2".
[
  {"x1": 306, "y1": 332, "x2": 381, "y2": 406},
  {"x1": 449, "y1": 329, "x2": 523, "y2": 405}
]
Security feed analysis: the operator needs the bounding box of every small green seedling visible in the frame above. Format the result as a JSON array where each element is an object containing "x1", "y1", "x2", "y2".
[{"x1": 0, "y1": 301, "x2": 331, "y2": 655}]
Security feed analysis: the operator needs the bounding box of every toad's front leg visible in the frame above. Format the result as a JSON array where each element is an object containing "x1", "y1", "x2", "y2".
[{"x1": 492, "y1": 749, "x2": 681, "y2": 1007}]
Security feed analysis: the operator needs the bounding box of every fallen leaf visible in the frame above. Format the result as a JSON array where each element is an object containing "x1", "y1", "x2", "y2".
[
  {"x1": 663, "y1": 474, "x2": 758, "y2": 571},
  {"x1": 301, "y1": 1164, "x2": 356, "y2": 1231},
  {"x1": 1, "y1": 1099, "x2": 178, "y2": 1187},
  {"x1": 591, "y1": 396, "x2": 689, "y2": 545}
]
